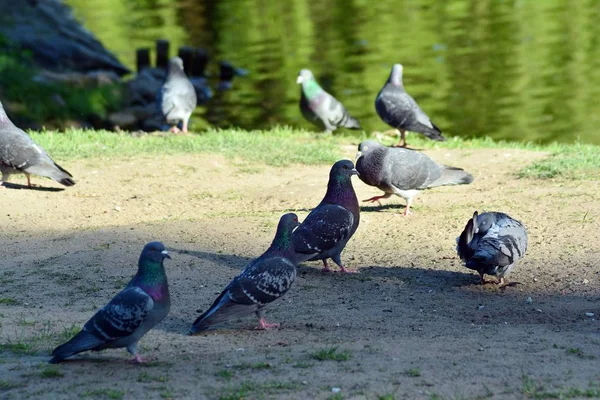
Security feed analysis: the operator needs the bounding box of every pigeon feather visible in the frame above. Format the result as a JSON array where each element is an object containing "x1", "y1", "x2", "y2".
[{"x1": 157, "y1": 57, "x2": 197, "y2": 132}]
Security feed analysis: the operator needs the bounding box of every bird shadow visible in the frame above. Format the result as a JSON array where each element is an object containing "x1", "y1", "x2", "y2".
[
  {"x1": 359, "y1": 203, "x2": 406, "y2": 212},
  {"x1": 1, "y1": 182, "x2": 64, "y2": 192}
]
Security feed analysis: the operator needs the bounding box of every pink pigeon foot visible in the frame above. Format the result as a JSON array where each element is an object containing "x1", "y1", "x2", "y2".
[
  {"x1": 169, "y1": 126, "x2": 181, "y2": 133},
  {"x1": 363, "y1": 195, "x2": 388, "y2": 206},
  {"x1": 130, "y1": 354, "x2": 146, "y2": 364},
  {"x1": 338, "y1": 265, "x2": 357, "y2": 274},
  {"x1": 321, "y1": 260, "x2": 333, "y2": 273},
  {"x1": 257, "y1": 318, "x2": 280, "y2": 330}
]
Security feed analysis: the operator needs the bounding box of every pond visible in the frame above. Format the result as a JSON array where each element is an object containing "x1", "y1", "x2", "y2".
[{"x1": 66, "y1": 0, "x2": 600, "y2": 144}]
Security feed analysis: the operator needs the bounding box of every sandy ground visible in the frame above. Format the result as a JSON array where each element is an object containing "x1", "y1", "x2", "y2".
[{"x1": 0, "y1": 146, "x2": 599, "y2": 400}]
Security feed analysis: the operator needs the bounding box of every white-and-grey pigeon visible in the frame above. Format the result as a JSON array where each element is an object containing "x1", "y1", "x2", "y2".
[
  {"x1": 189, "y1": 213, "x2": 300, "y2": 333},
  {"x1": 49, "y1": 242, "x2": 171, "y2": 363},
  {"x1": 292, "y1": 160, "x2": 360, "y2": 273},
  {"x1": 157, "y1": 57, "x2": 197, "y2": 133},
  {"x1": 297, "y1": 69, "x2": 361, "y2": 133},
  {"x1": 355, "y1": 140, "x2": 473, "y2": 215},
  {"x1": 375, "y1": 64, "x2": 445, "y2": 147},
  {"x1": 456, "y1": 211, "x2": 528, "y2": 285},
  {"x1": 0, "y1": 101, "x2": 75, "y2": 188}
]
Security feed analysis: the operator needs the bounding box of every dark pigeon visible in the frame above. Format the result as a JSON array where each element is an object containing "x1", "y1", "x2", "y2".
[
  {"x1": 297, "y1": 69, "x2": 361, "y2": 133},
  {"x1": 0, "y1": 101, "x2": 75, "y2": 188},
  {"x1": 375, "y1": 64, "x2": 445, "y2": 147},
  {"x1": 157, "y1": 57, "x2": 197, "y2": 133},
  {"x1": 189, "y1": 213, "x2": 300, "y2": 334},
  {"x1": 356, "y1": 140, "x2": 473, "y2": 215},
  {"x1": 292, "y1": 160, "x2": 360, "y2": 273},
  {"x1": 217, "y1": 61, "x2": 248, "y2": 91},
  {"x1": 49, "y1": 242, "x2": 171, "y2": 363},
  {"x1": 457, "y1": 211, "x2": 528, "y2": 285}
]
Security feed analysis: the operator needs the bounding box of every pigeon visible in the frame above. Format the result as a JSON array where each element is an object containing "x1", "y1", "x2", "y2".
[
  {"x1": 49, "y1": 242, "x2": 171, "y2": 363},
  {"x1": 0, "y1": 101, "x2": 75, "y2": 188},
  {"x1": 292, "y1": 160, "x2": 360, "y2": 273},
  {"x1": 456, "y1": 211, "x2": 528, "y2": 285},
  {"x1": 189, "y1": 213, "x2": 300, "y2": 334},
  {"x1": 375, "y1": 64, "x2": 445, "y2": 147},
  {"x1": 157, "y1": 56, "x2": 197, "y2": 133},
  {"x1": 217, "y1": 61, "x2": 248, "y2": 91},
  {"x1": 297, "y1": 69, "x2": 361, "y2": 133},
  {"x1": 355, "y1": 140, "x2": 473, "y2": 216}
]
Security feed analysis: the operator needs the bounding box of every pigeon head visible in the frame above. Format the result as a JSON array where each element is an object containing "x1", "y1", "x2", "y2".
[
  {"x1": 140, "y1": 241, "x2": 171, "y2": 265},
  {"x1": 329, "y1": 160, "x2": 359, "y2": 187},
  {"x1": 296, "y1": 69, "x2": 315, "y2": 84},
  {"x1": 355, "y1": 140, "x2": 382, "y2": 162},
  {"x1": 270, "y1": 213, "x2": 300, "y2": 252},
  {"x1": 388, "y1": 64, "x2": 404, "y2": 87},
  {"x1": 168, "y1": 57, "x2": 185, "y2": 73},
  {"x1": 0, "y1": 100, "x2": 12, "y2": 124}
]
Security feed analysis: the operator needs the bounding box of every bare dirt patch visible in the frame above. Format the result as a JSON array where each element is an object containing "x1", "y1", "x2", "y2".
[{"x1": 1, "y1": 148, "x2": 599, "y2": 399}]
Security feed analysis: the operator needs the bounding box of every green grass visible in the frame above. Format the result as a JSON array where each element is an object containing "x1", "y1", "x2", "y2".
[
  {"x1": 26, "y1": 128, "x2": 600, "y2": 180},
  {"x1": 521, "y1": 375, "x2": 600, "y2": 399},
  {"x1": 82, "y1": 388, "x2": 126, "y2": 400},
  {"x1": 218, "y1": 381, "x2": 301, "y2": 400},
  {"x1": 39, "y1": 365, "x2": 64, "y2": 378},
  {"x1": 405, "y1": 367, "x2": 422, "y2": 377},
  {"x1": 0, "y1": 298, "x2": 18, "y2": 305},
  {"x1": 311, "y1": 346, "x2": 352, "y2": 362},
  {"x1": 0, "y1": 379, "x2": 23, "y2": 390}
]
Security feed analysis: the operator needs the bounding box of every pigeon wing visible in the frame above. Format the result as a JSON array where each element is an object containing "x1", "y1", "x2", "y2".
[{"x1": 293, "y1": 204, "x2": 354, "y2": 256}]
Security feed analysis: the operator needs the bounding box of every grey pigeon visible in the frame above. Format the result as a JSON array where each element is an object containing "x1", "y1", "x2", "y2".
[
  {"x1": 189, "y1": 213, "x2": 300, "y2": 333},
  {"x1": 375, "y1": 64, "x2": 445, "y2": 147},
  {"x1": 0, "y1": 101, "x2": 75, "y2": 188},
  {"x1": 157, "y1": 57, "x2": 197, "y2": 133},
  {"x1": 297, "y1": 69, "x2": 361, "y2": 133},
  {"x1": 49, "y1": 242, "x2": 171, "y2": 363},
  {"x1": 356, "y1": 140, "x2": 473, "y2": 216},
  {"x1": 457, "y1": 211, "x2": 528, "y2": 285},
  {"x1": 292, "y1": 160, "x2": 360, "y2": 273}
]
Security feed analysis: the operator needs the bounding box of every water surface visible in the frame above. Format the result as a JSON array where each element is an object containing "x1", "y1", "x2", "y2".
[{"x1": 66, "y1": 0, "x2": 600, "y2": 144}]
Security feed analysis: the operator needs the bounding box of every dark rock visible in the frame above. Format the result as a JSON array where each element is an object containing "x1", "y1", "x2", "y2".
[{"x1": 0, "y1": 0, "x2": 130, "y2": 76}]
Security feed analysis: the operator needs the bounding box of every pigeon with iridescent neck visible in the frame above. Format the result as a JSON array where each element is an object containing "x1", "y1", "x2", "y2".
[
  {"x1": 297, "y1": 69, "x2": 361, "y2": 133},
  {"x1": 292, "y1": 160, "x2": 360, "y2": 273},
  {"x1": 189, "y1": 213, "x2": 300, "y2": 334},
  {"x1": 49, "y1": 242, "x2": 171, "y2": 363},
  {"x1": 457, "y1": 211, "x2": 528, "y2": 285},
  {"x1": 375, "y1": 64, "x2": 445, "y2": 147},
  {"x1": 0, "y1": 100, "x2": 75, "y2": 188}
]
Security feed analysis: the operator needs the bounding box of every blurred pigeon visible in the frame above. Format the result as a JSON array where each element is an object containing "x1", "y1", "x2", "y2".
[
  {"x1": 292, "y1": 160, "x2": 360, "y2": 273},
  {"x1": 49, "y1": 242, "x2": 171, "y2": 363},
  {"x1": 375, "y1": 64, "x2": 445, "y2": 147},
  {"x1": 296, "y1": 69, "x2": 361, "y2": 133},
  {"x1": 157, "y1": 57, "x2": 197, "y2": 133},
  {"x1": 457, "y1": 211, "x2": 528, "y2": 285},
  {"x1": 189, "y1": 213, "x2": 300, "y2": 333},
  {"x1": 217, "y1": 61, "x2": 248, "y2": 91},
  {"x1": 356, "y1": 140, "x2": 473, "y2": 215},
  {"x1": 0, "y1": 101, "x2": 75, "y2": 188}
]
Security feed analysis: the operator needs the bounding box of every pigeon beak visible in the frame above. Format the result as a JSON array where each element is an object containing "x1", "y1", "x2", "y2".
[
  {"x1": 351, "y1": 168, "x2": 359, "y2": 177},
  {"x1": 296, "y1": 76, "x2": 303, "y2": 84},
  {"x1": 161, "y1": 250, "x2": 171, "y2": 259},
  {"x1": 355, "y1": 151, "x2": 362, "y2": 163}
]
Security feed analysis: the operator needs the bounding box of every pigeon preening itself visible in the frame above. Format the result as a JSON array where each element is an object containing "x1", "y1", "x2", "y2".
[
  {"x1": 375, "y1": 64, "x2": 445, "y2": 147},
  {"x1": 297, "y1": 69, "x2": 361, "y2": 133},
  {"x1": 0, "y1": 101, "x2": 75, "y2": 188},
  {"x1": 49, "y1": 242, "x2": 171, "y2": 364},
  {"x1": 157, "y1": 57, "x2": 197, "y2": 133},
  {"x1": 292, "y1": 160, "x2": 360, "y2": 273},
  {"x1": 189, "y1": 213, "x2": 300, "y2": 334},
  {"x1": 456, "y1": 211, "x2": 528, "y2": 285},
  {"x1": 355, "y1": 140, "x2": 473, "y2": 216}
]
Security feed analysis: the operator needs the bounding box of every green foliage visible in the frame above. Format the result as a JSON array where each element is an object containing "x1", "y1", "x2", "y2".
[
  {"x1": 519, "y1": 143, "x2": 600, "y2": 180},
  {"x1": 39, "y1": 365, "x2": 64, "y2": 378},
  {"x1": 311, "y1": 346, "x2": 352, "y2": 362},
  {"x1": 405, "y1": 367, "x2": 421, "y2": 377},
  {"x1": 0, "y1": 298, "x2": 18, "y2": 305},
  {"x1": 0, "y1": 44, "x2": 122, "y2": 124}
]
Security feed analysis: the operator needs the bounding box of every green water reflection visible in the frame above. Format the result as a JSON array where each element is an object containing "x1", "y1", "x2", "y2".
[{"x1": 66, "y1": 0, "x2": 600, "y2": 144}]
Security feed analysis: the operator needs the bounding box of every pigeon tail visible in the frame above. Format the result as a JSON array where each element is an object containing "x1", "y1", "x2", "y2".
[
  {"x1": 429, "y1": 166, "x2": 473, "y2": 188},
  {"x1": 457, "y1": 213, "x2": 476, "y2": 260},
  {"x1": 342, "y1": 114, "x2": 361, "y2": 130},
  {"x1": 415, "y1": 121, "x2": 445, "y2": 141},
  {"x1": 49, "y1": 330, "x2": 104, "y2": 363},
  {"x1": 26, "y1": 161, "x2": 75, "y2": 187},
  {"x1": 189, "y1": 291, "x2": 255, "y2": 335},
  {"x1": 54, "y1": 162, "x2": 76, "y2": 186}
]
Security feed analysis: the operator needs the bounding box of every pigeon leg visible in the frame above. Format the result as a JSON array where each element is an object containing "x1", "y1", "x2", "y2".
[
  {"x1": 25, "y1": 173, "x2": 35, "y2": 188},
  {"x1": 363, "y1": 193, "x2": 392, "y2": 205},
  {"x1": 331, "y1": 254, "x2": 357, "y2": 273},
  {"x1": 392, "y1": 130, "x2": 407, "y2": 148},
  {"x1": 257, "y1": 317, "x2": 280, "y2": 330},
  {"x1": 497, "y1": 277, "x2": 506, "y2": 286},
  {"x1": 402, "y1": 198, "x2": 413, "y2": 216},
  {"x1": 338, "y1": 264, "x2": 357, "y2": 274},
  {"x1": 478, "y1": 272, "x2": 496, "y2": 285},
  {"x1": 182, "y1": 119, "x2": 189, "y2": 134},
  {"x1": 169, "y1": 125, "x2": 181, "y2": 133},
  {"x1": 130, "y1": 354, "x2": 146, "y2": 364},
  {"x1": 321, "y1": 259, "x2": 333, "y2": 273}
]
